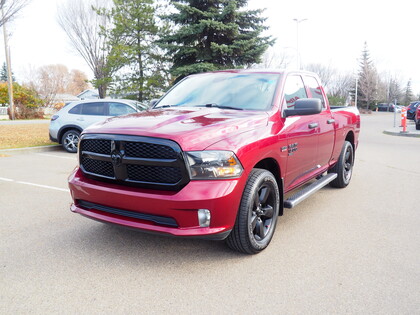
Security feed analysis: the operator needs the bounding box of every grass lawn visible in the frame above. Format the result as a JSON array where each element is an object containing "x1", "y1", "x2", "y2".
[{"x1": 0, "y1": 123, "x2": 55, "y2": 150}]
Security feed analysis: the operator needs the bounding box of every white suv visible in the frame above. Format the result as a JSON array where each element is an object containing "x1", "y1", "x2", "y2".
[{"x1": 49, "y1": 99, "x2": 146, "y2": 152}]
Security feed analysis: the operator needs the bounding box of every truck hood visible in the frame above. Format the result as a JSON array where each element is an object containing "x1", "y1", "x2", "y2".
[{"x1": 84, "y1": 107, "x2": 268, "y2": 151}]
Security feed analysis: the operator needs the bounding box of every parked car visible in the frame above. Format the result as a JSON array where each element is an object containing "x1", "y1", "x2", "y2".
[
  {"x1": 415, "y1": 105, "x2": 420, "y2": 130},
  {"x1": 49, "y1": 99, "x2": 147, "y2": 153},
  {"x1": 377, "y1": 103, "x2": 391, "y2": 111},
  {"x1": 68, "y1": 69, "x2": 360, "y2": 254},
  {"x1": 407, "y1": 101, "x2": 420, "y2": 120}
]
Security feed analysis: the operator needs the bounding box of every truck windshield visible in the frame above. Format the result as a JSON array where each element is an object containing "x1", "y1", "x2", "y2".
[{"x1": 156, "y1": 72, "x2": 281, "y2": 111}]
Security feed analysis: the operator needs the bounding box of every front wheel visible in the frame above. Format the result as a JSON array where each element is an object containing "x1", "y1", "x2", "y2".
[
  {"x1": 329, "y1": 141, "x2": 354, "y2": 188},
  {"x1": 61, "y1": 130, "x2": 80, "y2": 153},
  {"x1": 226, "y1": 169, "x2": 280, "y2": 254}
]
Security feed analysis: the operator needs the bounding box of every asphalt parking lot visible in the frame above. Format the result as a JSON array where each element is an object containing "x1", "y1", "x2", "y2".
[{"x1": 1, "y1": 112, "x2": 419, "y2": 314}]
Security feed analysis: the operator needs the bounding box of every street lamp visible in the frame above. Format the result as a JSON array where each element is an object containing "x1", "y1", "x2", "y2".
[{"x1": 293, "y1": 18, "x2": 307, "y2": 70}]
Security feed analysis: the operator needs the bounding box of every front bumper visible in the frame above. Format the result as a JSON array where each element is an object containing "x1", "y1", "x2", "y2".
[{"x1": 68, "y1": 168, "x2": 246, "y2": 240}]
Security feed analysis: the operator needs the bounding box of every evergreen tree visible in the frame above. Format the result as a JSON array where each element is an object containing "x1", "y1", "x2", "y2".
[
  {"x1": 357, "y1": 42, "x2": 378, "y2": 109},
  {"x1": 160, "y1": 0, "x2": 274, "y2": 80},
  {"x1": 99, "y1": 0, "x2": 170, "y2": 102},
  {"x1": 1, "y1": 62, "x2": 15, "y2": 82}
]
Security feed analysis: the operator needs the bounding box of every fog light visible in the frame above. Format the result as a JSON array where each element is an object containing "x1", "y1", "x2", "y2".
[{"x1": 198, "y1": 209, "x2": 211, "y2": 227}]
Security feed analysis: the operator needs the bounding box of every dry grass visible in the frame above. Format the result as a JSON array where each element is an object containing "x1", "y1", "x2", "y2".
[{"x1": 0, "y1": 123, "x2": 55, "y2": 150}]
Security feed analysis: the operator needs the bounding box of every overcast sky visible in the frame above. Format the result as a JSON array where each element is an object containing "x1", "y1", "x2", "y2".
[{"x1": 1, "y1": 0, "x2": 419, "y2": 94}]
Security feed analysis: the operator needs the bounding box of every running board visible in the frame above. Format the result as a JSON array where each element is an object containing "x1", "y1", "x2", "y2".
[{"x1": 284, "y1": 173, "x2": 338, "y2": 209}]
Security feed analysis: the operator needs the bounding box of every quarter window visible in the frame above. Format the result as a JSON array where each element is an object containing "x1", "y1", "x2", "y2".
[{"x1": 68, "y1": 104, "x2": 82, "y2": 114}]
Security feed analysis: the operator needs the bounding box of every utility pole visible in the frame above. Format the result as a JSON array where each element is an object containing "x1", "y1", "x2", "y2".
[
  {"x1": 293, "y1": 18, "x2": 307, "y2": 70},
  {"x1": 2, "y1": 8, "x2": 15, "y2": 120}
]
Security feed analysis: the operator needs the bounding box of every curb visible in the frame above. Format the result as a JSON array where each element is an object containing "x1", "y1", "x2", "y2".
[
  {"x1": 383, "y1": 130, "x2": 420, "y2": 138},
  {"x1": 0, "y1": 145, "x2": 62, "y2": 155}
]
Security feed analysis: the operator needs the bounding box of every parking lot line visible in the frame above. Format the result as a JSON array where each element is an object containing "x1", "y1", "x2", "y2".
[
  {"x1": 36, "y1": 153, "x2": 77, "y2": 160},
  {"x1": 0, "y1": 177, "x2": 69, "y2": 192}
]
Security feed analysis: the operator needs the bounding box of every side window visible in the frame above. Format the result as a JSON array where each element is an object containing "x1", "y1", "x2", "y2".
[
  {"x1": 283, "y1": 75, "x2": 308, "y2": 109},
  {"x1": 68, "y1": 104, "x2": 82, "y2": 114},
  {"x1": 81, "y1": 102, "x2": 106, "y2": 116},
  {"x1": 304, "y1": 76, "x2": 326, "y2": 108},
  {"x1": 108, "y1": 102, "x2": 136, "y2": 116}
]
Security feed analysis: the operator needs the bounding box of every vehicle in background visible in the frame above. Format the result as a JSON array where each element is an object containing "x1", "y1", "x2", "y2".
[
  {"x1": 407, "y1": 101, "x2": 420, "y2": 120},
  {"x1": 377, "y1": 103, "x2": 391, "y2": 111},
  {"x1": 415, "y1": 105, "x2": 420, "y2": 130},
  {"x1": 49, "y1": 99, "x2": 147, "y2": 153},
  {"x1": 68, "y1": 69, "x2": 361, "y2": 254}
]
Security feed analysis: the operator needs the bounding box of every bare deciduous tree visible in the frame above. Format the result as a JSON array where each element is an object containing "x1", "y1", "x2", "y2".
[
  {"x1": 329, "y1": 72, "x2": 354, "y2": 99},
  {"x1": 57, "y1": 0, "x2": 117, "y2": 98},
  {"x1": 305, "y1": 63, "x2": 336, "y2": 89},
  {"x1": 0, "y1": 0, "x2": 29, "y2": 27},
  {"x1": 253, "y1": 46, "x2": 293, "y2": 69},
  {"x1": 25, "y1": 64, "x2": 89, "y2": 106}
]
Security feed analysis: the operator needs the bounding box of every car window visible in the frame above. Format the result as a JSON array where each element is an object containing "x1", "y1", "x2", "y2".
[
  {"x1": 81, "y1": 102, "x2": 106, "y2": 116},
  {"x1": 304, "y1": 76, "x2": 326, "y2": 108},
  {"x1": 68, "y1": 104, "x2": 82, "y2": 114},
  {"x1": 108, "y1": 102, "x2": 136, "y2": 116},
  {"x1": 283, "y1": 75, "x2": 308, "y2": 109}
]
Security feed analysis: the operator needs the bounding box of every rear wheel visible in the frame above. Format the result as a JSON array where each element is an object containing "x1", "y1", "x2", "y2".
[
  {"x1": 61, "y1": 130, "x2": 80, "y2": 153},
  {"x1": 329, "y1": 141, "x2": 354, "y2": 188},
  {"x1": 226, "y1": 169, "x2": 280, "y2": 254}
]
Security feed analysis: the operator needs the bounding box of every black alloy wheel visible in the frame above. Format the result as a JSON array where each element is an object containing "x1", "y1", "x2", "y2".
[
  {"x1": 329, "y1": 140, "x2": 354, "y2": 188},
  {"x1": 226, "y1": 169, "x2": 280, "y2": 254}
]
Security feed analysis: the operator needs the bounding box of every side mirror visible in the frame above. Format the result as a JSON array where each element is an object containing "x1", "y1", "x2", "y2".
[
  {"x1": 149, "y1": 99, "x2": 159, "y2": 108},
  {"x1": 284, "y1": 98, "x2": 322, "y2": 117}
]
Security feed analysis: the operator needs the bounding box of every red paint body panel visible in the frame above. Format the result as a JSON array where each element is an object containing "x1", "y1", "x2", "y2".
[{"x1": 68, "y1": 69, "x2": 360, "y2": 238}]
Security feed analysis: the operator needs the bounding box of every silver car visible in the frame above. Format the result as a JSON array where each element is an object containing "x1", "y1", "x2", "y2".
[{"x1": 49, "y1": 99, "x2": 146, "y2": 153}]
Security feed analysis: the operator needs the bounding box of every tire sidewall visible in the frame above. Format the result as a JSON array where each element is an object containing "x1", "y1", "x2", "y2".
[
  {"x1": 243, "y1": 171, "x2": 280, "y2": 251},
  {"x1": 62, "y1": 130, "x2": 80, "y2": 153},
  {"x1": 341, "y1": 141, "x2": 354, "y2": 186}
]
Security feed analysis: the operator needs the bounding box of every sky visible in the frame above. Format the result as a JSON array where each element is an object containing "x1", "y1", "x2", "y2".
[{"x1": 1, "y1": 0, "x2": 420, "y2": 95}]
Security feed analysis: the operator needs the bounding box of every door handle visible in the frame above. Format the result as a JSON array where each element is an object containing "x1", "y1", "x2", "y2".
[
  {"x1": 327, "y1": 119, "x2": 335, "y2": 124},
  {"x1": 308, "y1": 123, "x2": 318, "y2": 129}
]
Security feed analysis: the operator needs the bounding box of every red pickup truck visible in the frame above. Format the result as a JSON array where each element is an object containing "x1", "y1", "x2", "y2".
[{"x1": 68, "y1": 70, "x2": 360, "y2": 254}]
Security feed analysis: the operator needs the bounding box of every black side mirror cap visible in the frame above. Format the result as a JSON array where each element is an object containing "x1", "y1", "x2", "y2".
[{"x1": 284, "y1": 98, "x2": 322, "y2": 117}]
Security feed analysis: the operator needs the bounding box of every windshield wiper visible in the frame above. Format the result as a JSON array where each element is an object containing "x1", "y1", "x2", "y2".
[{"x1": 195, "y1": 103, "x2": 243, "y2": 110}]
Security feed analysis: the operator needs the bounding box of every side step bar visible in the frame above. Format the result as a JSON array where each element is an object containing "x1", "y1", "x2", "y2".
[{"x1": 284, "y1": 173, "x2": 338, "y2": 209}]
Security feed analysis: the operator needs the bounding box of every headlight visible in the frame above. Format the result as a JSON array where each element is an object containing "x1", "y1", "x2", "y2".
[{"x1": 185, "y1": 151, "x2": 243, "y2": 179}]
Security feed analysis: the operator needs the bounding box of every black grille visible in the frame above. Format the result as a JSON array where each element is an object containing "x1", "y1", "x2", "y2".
[
  {"x1": 81, "y1": 139, "x2": 111, "y2": 155},
  {"x1": 127, "y1": 165, "x2": 182, "y2": 183},
  {"x1": 125, "y1": 142, "x2": 177, "y2": 159},
  {"x1": 81, "y1": 156, "x2": 114, "y2": 178},
  {"x1": 79, "y1": 134, "x2": 189, "y2": 191}
]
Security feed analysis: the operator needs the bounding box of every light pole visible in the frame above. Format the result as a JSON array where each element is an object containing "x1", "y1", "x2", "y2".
[{"x1": 293, "y1": 18, "x2": 307, "y2": 70}]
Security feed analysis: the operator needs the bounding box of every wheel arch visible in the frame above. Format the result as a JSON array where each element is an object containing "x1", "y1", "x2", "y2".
[
  {"x1": 253, "y1": 158, "x2": 284, "y2": 216},
  {"x1": 345, "y1": 130, "x2": 355, "y2": 152},
  {"x1": 58, "y1": 125, "x2": 83, "y2": 144}
]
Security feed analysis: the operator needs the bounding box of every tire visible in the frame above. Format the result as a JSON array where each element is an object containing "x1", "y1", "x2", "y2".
[
  {"x1": 61, "y1": 130, "x2": 80, "y2": 153},
  {"x1": 226, "y1": 169, "x2": 280, "y2": 254},
  {"x1": 416, "y1": 122, "x2": 420, "y2": 130},
  {"x1": 329, "y1": 141, "x2": 354, "y2": 188}
]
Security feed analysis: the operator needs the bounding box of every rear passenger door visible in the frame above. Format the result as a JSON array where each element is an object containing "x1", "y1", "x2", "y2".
[
  {"x1": 79, "y1": 102, "x2": 108, "y2": 129},
  {"x1": 303, "y1": 76, "x2": 334, "y2": 168}
]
